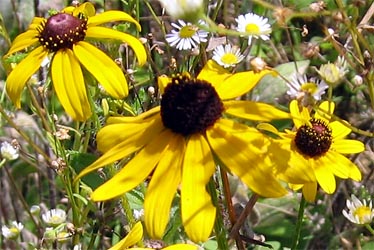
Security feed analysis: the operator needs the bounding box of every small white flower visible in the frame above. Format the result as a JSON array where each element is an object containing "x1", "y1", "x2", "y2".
[
  {"x1": 287, "y1": 74, "x2": 328, "y2": 101},
  {"x1": 73, "y1": 244, "x2": 82, "y2": 250},
  {"x1": 212, "y1": 44, "x2": 244, "y2": 68},
  {"x1": 42, "y1": 208, "x2": 67, "y2": 227},
  {"x1": 1, "y1": 141, "x2": 19, "y2": 161},
  {"x1": 1, "y1": 221, "x2": 24, "y2": 239},
  {"x1": 133, "y1": 209, "x2": 144, "y2": 220},
  {"x1": 343, "y1": 194, "x2": 374, "y2": 225},
  {"x1": 316, "y1": 56, "x2": 348, "y2": 86},
  {"x1": 166, "y1": 19, "x2": 208, "y2": 51},
  {"x1": 235, "y1": 13, "x2": 272, "y2": 44},
  {"x1": 158, "y1": 0, "x2": 204, "y2": 23}
]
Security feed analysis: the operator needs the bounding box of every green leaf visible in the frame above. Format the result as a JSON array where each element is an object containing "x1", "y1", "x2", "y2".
[
  {"x1": 70, "y1": 152, "x2": 103, "y2": 189},
  {"x1": 252, "y1": 60, "x2": 310, "y2": 103}
]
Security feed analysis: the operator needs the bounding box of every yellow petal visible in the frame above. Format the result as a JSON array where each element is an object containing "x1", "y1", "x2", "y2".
[
  {"x1": 73, "y1": 2, "x2": 96, "y2": 17},
  {"x1": 163, "y1": 244, "x2": 198, "y2": 250},
  {"x1": 75, "y1": 119, "x2": 162, "y2": 181},
  {"x1": 6, "y1": 46, "x2": 48, "y2": 108},
  {"x1": 144, "y1": 133, "x2": 184, "y2": 238},
  {"x1": 302, "y1": 182, "x2": 318, "y2": 202},
  {"x1": 216, "y1": 70, "x2": 274, "y2": 100},
  {"x1": 109, "y1": 222, "x2": 143, "y2": 250},
  {"x1": 73, "y1": 41, "x2": 128, "y2": 99},
  {"x1": 332, "y1": 139, "x2": 365, "y2": 154},
  {"x1": 327, "y1": 151, "x2": 361, "y2": 181},
  {"x1": 182, "y1": 134, "x2": 216, "y2": 243},
  {"x1": 51, "y1": 49, "x2": 91, "y2": 121},
  {"x1": 289, "y1": 100, "x2": 310, "y2": 128},
  {"x1": 270, "y1": 140, "x2": 316, "y2": 184},
  {"x1": 85, "y1": 26, "x2": 147, "y2": 66},
  {"x1": 88, "y1": 10, "x2": 141, "y2": 31},
  {"x1": 90, "y1": 129, "x2": 173, "y2": 201},
  {"x1": 313, "y1": 160, "x2": 336, "y2": 194},
  {"x1": 98, "y1": 116, "x2": 163, "y2": 152},
  {"x1": 330, "y1": 121, "x2": 351, "y2": 139},
  {"x1": 5, "y1": 30, "x2": 40, "y2": 57},
  {"x1": 107, "y1": 107, "x2": 160, "y2": 124},
  {"x1": 315, "y1": 101, "x2": 335, "y2": 122},
  {"x1": 224, "y1": 100, "x2": 291, "y2": 121},
  {"x1": 158, "y1": 75, "x2": 172, "y2": 95},
  {"x1": 207, "y1": 119, "x2": 288, "y2": 197},
  {"x1": 197, "y1": 60, "x2": 274, "y2": 100}
]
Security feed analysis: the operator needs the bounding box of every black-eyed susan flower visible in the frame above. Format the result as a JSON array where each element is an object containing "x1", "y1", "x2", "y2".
[
  {"x1": 235, "y1": 13, "x2": 272, "y2": 44},
  {"x1": 343, "y1": 194, "x2": 374, "y2": 225},
  {"x1": 4, "y1": 2, "x2": 147, "y2": 121},
  {"x1": 268, "y1": 100, "x2": 364, "y2": 202},
  {"x1": 110, "y1": 221, "x2": 197, "y2": 250},
  {"x1": 76, "y1": 60, "x2": 291, "y2": 242},
  {"x1": 165, "y1": 20, "x2": 208, "y2": 51},
  {"x1": 212, "y1": 44, "x2": 244, "y2": 68}
]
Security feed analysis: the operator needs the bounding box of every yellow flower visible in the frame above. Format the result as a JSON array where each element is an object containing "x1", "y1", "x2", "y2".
[
  {"x1": 75, "y1": 60, "x2": 290, "y2": 242},
  {"x1": 4, "y1": 2, "x2": 147, "y2": 121},
  {"x1": 110, "y1": 222, "x2": 197, "y2": 250},
  {"x1": 269, "y1": 100, "x2": 364, "y2": 202}
]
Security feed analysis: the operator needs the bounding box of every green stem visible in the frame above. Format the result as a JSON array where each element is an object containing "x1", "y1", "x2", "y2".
[
  {"x1": 365, "y1": 224, "x2": 374, "y2": 236},
  {"x1": 291, "y1": 196, "x2": 307, "y2": 250},
  {"x1": 207, "y1": 178, "x2": 228, "y2": 250}
]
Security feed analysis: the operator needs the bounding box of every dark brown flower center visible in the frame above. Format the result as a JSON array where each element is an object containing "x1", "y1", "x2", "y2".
[
  {"x1": 160, "y1": 75, "x2": 224, "y2": 136},
  {"x1": 38, "y1": 13, "x2": 87, "y2": 52},
  {"x1": 294, "y1": 118, "x2": 332, "y2": 157}
]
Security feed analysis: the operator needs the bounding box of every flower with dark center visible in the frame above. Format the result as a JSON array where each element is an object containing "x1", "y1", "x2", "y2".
[
  {"x1": 76, "y1": 60, "x2": 291, "y2": 243},
  {"x1": 294, "y1": 118, "x2": 332, "y2": 157},
  {"x1": 4, "y1": 2, "x2": 146, "y2": 121},
  {"x1": 161, "y1": 75, "x2": 224, "y2": 136},
  {"x1": 269, "y1": 100, "x2": 364, "y2": 202}
]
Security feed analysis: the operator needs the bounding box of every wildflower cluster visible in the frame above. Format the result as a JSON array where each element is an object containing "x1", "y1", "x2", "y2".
[{"x1": 0, "y1": 0, "x2": 372, "y2": 249}]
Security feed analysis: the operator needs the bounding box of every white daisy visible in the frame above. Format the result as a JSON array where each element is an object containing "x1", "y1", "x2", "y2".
[
  {"x1": 1, "y1": 141, "x2": 19, "y2": 161},
  {"x1": 1, "y1": 221, "x2": 24, "y2": 239},
  {"x1": 42, "y1": 208, "x2": 67, "y2": 227},
  {"x1": 165, "y1": 19, "x2": 208, "y2": 50},
  {"x1": 235, "y1": 13, "x2": 272, "y2": 44},
  {"x1": 212, "y1": 44, "x2": 244, "y2": 68},
  {"x1": 343, "y1": 194, "x2": 374, "y2": 225},
  {"x1": 287, "y1": 74, "x2": 328, "y2": 101}
]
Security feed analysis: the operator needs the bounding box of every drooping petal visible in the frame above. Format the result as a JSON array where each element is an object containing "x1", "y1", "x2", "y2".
[
  {"x1": 315, "y1": 101, "x2": 335, "y2": 122},
  {"x1": 106, "y1": 107, "x2": 160, "y2": 124},
  {"x1": 207, "y1": 119, "x2": 288, "y2": 197},
  {"x1": 73, "y1": 41, "x2": 128, "y2": 99},
  {"x1": 302, "y1": 182, "x2": 318, "y2": 202},
  {"x1": 323, "y1": 151, "x2": 351, "y2": 179},
  {"x1": 86, "y1": 26, "x2": 147, "y2": 66},
  {"x1": 5, "y1": 30, "x2": 40, "y2": 56},
  {"x1": 163, "y1": 244, "x2": 199, "y2": 250},
  {"x1": 332, "y1": 139, "x2": 365, "y2": 154},
  {"x1": 75, "y1": 119, "x2": 162, "y2": 181},
  {"x1": 289, "y1": 100, "x2": 310, "y2": 128},
  {"x1": 90, "y1": 129, "x2": 174, "y2": 201},
  {"x1": 327, "y1": 151, "x2": 361, "y2": 181},
  {"x1": 330, "y1": 121, "x2": 351, "y2": 139},
  {"x1": 197, "y1": 60, "x2": 231, "y2": 84},
  {"x1": 313, "y1": 160, "x2": 336, "y2": 194},
  {"x1": 224, "y1": 100, "x2": 290, "y2": 121},
  {"x1": 88, "y1": 11, "x2": 141, "y2": 31},
  {"x1": 109, "y1": 221, "x2": 143, "y2": 250},
  {"x1": 144, "y1": 133, "x2": 184, "y2": 239},
  {"x1": 98, "y1": 116, "x2": 163, "y2": 152},
  {"x1": 51, "y1": 49, "x2": 91, "y2": 121},
  {"x1": 6, "y1": 46, "x2": 48, "y2": 108},
  {"x1": 182, "y1": 134, "x2": 216, "y2": 243}
]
